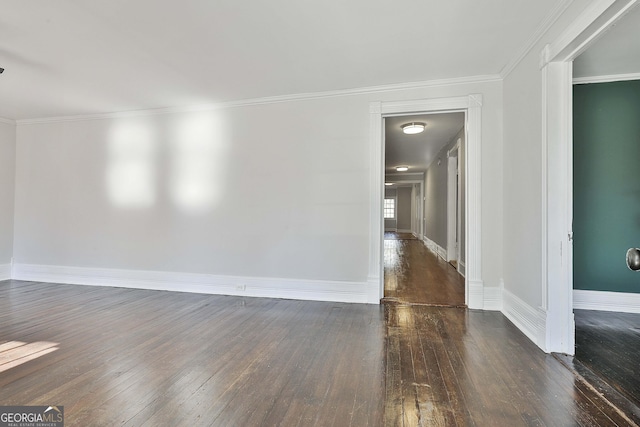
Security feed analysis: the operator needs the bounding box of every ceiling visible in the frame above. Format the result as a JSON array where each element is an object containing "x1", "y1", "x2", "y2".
[
  {"x1": 385, "y1": 113, "x2": 464, "y2": 177},
  {"x1": 574, "y1": 4, "x2": 640, "y2": 78},
  {"x1": 0, "y1": 0, "x2": 562, "y2": 120}
]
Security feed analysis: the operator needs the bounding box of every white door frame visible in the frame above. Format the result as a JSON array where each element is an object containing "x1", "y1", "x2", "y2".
[
  {"x1": 541, "y1": 0, "x2": 639, "y2": 353},
  {"x1": 447, "y1": 140, "x2": 461, "y2": 264},
  {"x1": 368, "y1": 95, "x2": 483, "y2": 307}
]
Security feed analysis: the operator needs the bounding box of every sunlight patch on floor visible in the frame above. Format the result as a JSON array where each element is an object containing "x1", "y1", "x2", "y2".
[{"x1": 0, "y1": 341, "x2": 59, "y2": 373}]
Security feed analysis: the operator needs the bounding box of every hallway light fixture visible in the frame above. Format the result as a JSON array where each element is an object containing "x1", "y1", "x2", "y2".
[
  {"x1": 396, "y1": 166, "x2": 409, "y2": 172},
  {"x1": 385, "y1": 183, "x2": 393, "y2": 186},
  {"x1": 401, "y1": 122, "x2": 425, "y2": 134}
]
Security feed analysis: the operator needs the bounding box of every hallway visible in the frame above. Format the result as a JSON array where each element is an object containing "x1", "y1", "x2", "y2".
[{"x1": 383, "y1": 232, "x2": 465, "y2": 306}]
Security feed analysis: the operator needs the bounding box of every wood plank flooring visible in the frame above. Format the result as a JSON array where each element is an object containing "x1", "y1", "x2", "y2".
[
  {"x1": 384, "y1": 232, "x2": 464, "y2": 306},
  {"x1": 0, "y1": 280, "x2": 385, "y2": 426},
  {"x1": 0, "y1": 280, "x2": 634, "y2": 426},
  {"x1": 575, "y1": 309, "x2": 640, "y2": 408},
  {"x1": 385, "y1": 304, "x2": 637, "y2": 426}
]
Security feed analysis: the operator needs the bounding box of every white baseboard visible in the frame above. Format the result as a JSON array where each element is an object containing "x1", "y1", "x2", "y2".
[
  {"x1": 484, "y1": 285, "x2": 503, "y2": 311},
  {"x1": 422, "y1": 236, "x2": 447, "y2": 261},
  {"x1": 502, "y1": 288, "x2": 546, "y2": 350},
  {"x1": 397, "y1": 228, "x2": 412, "y2": 233},
  {"x1": 11, "y1": 263, "x2": 374, "y2": 304},
  {"x1": 458, "y1": 260, "x2": 466, "y2": 278},
  {"x1": 574, "y1": 289, "x2": 640, "y2": 313},
  {"x1": 0, "y1": 263, "x2": 11, "y2": 281},
  {"x1": 468, "y1": 279, "x2": 484, "y2": 309},
  {"x1": 384, "y1": 228, "x2": 397, "y2": 232}
]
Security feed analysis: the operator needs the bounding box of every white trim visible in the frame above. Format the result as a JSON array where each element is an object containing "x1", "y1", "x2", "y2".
[
  {"x1": 446, "y1": 151, "x2": 458, "y2": 262},
  {"x1": 541, "y1": 0, "x2": 639, "y2": 68},
  {"x1": 573, "y1": 72, "x2": 640, "y2": 84},
  {"x1": 0, "y1": 117, "x2": 16, "y2": 125},
  {"x1": 500, "y1": 0, "x2": 573, "y2": 78},
  {"x1": 484, "y1": 285, "x2": 503, "y2": 311},
  {"x1": 541, "y1": 0, "x2": 640, "y2": 355},
  {"x1": 0, "y1": 264, "x2": 11, "y2": 281},
  {"x1": 422, "y1": 236, "x2": 447, "y2": 261},
  {"x1": 469, "y1": 280, "x2": 484, "y2": 307},
  {"x1": 17, "y1": 75, "x2": 501, "y2": 125},
  {"x1": 11, "y1": 263, "x2": 374, "y2": 304},
  {"x1": 574, "y1": 290, "x2": 640, "y2": 313},
  {"x1": 458, "y1": 260, "x2": 466, "y2": 277},
  {"x1": 370, "y1": 94, "x2": 483, "y2": 309},
  {"x1": 502, "y1": 288, "x2": 547, "y2": 349}
]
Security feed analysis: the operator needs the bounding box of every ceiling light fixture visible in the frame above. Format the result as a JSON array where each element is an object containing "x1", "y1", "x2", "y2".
[
  {"x1": 385, "y1": 183, "x2": 393, "y2": 186},
  {"x1": 396, "y1": 166, "x2": 409, "y2": 172},
  {"x1": 401, "y1": 122, "x2": 425, "y2": 135}
]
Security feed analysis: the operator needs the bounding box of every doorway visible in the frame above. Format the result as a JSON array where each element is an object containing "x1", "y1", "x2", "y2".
[
  {"x1": 368, "y1": 95, "x2": 483, "y2": 307},
  {"x1": 541, "y1": 0, "x2": 640, "y2": 354},
  {"x1": 382, "y1": 113, "x2": 465, "y2": 306}
]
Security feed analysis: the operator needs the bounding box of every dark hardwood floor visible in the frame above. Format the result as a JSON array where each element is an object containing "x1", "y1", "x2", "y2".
[
  {"x1": 0, "y1": 280, "x2": 636, "y2": 425},
  {"x1": 385, "y1": 304, "x2": 637, "y2": 426},
  {"x1": 0, "y1": 280, "x2": 385, "y2": 426},
  {"x1": 575, "y1": 309, "x2": 640, "y2": 410},
  {"x1": 384, "y1": 232, "x2": 464, "y2": 306}
]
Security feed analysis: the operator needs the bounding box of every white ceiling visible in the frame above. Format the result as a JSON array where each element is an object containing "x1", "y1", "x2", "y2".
[
  {"x1": 574, "y1": 4, "x2": 640, "y2": 78},
  {"x1": 385, "y1": 113, "x2": 464, "y2": 176},
  {"x1": 0, "y1": 0, "x2": 562, "y2": 120}
]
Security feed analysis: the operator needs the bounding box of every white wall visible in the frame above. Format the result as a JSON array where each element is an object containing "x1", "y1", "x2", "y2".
[
  {"x1": 13, "y1": 79, "x2": 504, "y2": 299},
  {"x1": 502, "y1": 1, "x2": 591, "y2": 312},
  {"x1": 0, "y1": 120, "x2": 16, "y2": 277}
]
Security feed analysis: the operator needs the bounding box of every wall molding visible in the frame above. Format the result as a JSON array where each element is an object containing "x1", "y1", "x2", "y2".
[
  {"x1": 17, "y1": 75, "x2": 500, "y2": 125},
  {"x1": 458, "y1": 260, "x2": 466, "y2": 277},
  {"x1": 502, "y1": 288, "x2": 547, "y2": 350},
  {"x1": 423, "y1": 236, "x2": 447, "y2": 261},
  {"x1": 574, "y1": 289, "x2": 640, "y2": 313},
  {"x1": 484, "y1": 282, "x2": 503, "y2": 311},
  {"x1": 0, "y1": 117, "x2": 16, "y2": 125},
  {"x1": 11, "y1": 263, "x2": 373, "y2": 304},
  {"x1": 468, "y1": 280, "x2": 484, "y2": 308},
  {"x1": 573, "y1": 72, "x2": 640, "y2": 85},
  {"x1": 0, "y1": 264, "x2": 11, "y2": 281}
]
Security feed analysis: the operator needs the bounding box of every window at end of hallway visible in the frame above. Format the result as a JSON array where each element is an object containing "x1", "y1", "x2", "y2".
[{"x1": 384, "y1": 198, "x2": 395, "y2": 219}]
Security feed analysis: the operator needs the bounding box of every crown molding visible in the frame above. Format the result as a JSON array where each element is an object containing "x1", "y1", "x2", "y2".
[
  {"x1": 0, "y1": 117, "x2": 16, "y2": 125},
  {"x1": 500, "y1": 0, "x2": 573, "y2": 79},
  {"x1": 573, "y1": 72, "x2": 640, "y2": 85},
  {"x1": 16, "y1": 74, "x2": 501, "y2": 125}
]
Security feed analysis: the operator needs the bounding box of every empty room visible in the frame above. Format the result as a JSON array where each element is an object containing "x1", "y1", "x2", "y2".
[{"x1": 2, "y1": 1, "x2": 640, "y2": 425}]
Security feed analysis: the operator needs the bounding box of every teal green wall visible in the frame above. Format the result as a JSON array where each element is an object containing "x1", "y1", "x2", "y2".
[{"x1": 573, "y1": 80, "x2": 640, "y2": 293}]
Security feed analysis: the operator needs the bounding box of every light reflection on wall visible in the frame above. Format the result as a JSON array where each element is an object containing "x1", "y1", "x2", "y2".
[
  {"x1": 169, "y1": 112, "x2": 228, "y2": 214},
  {"x1": 107, "y1": 122, "x2": 156, "y2": 208}
]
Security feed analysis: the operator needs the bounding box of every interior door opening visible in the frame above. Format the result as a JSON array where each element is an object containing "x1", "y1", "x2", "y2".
[{"x1": 382, "y1": 112, "x2": 466, "y2": 306}]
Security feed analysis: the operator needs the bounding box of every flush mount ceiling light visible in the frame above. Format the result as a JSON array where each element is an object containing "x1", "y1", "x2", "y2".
[
  {"x1": 385, "y1": 183, "x2": 393, "y2": 186},
  {"x1": 396, "y1": 166, "x2": 409, "y2": 172},
  {"x1": 401, "y1": 122, "x2": 425, "y2": 135}
]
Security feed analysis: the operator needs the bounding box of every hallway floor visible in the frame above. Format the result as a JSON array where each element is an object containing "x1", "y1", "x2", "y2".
[{"x1": 383, "y1": 232, "x2": 464, "y2": 306}]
